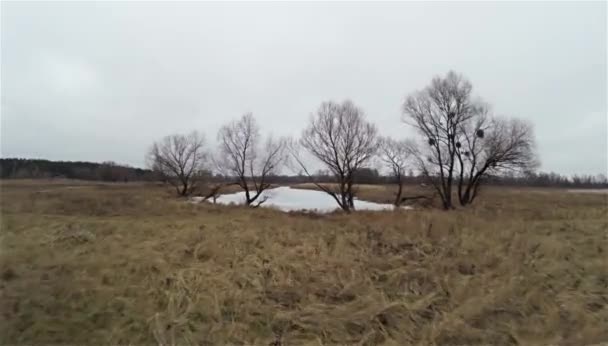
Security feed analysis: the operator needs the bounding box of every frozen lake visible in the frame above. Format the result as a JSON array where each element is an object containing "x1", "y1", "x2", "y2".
[{"x1": 197, "y1": 186, "x2": 401, "y2": 213}]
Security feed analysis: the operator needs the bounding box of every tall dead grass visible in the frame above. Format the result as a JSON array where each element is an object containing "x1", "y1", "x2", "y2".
[{"x1": 0, "y1": 180, "x2": 606, "y2": 345}]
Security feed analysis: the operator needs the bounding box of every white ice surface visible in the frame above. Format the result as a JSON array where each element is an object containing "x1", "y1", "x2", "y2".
[{"x1": 198, "y1": 186, "x2": 406, "y2": 213}]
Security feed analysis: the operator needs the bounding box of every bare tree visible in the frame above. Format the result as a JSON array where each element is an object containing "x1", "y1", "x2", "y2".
[
  {"x1": 294, "y1": 100, "x2": 378, "y2": 212},
  {"x1": 147, "y1": 131, "x2": 207, "y2": 196},
  {"x1": 403, "y1": 71, "x2": 537, "y2": 209},
  {"x1": 217, "y1": 113, "x2": 287, "y2": 207},
  {"x1": 377, "y1": 136, "x2": 414, "y2": 206},
  {"x1": 456, "y1": 116, "x2": 537, "y2": 205}
]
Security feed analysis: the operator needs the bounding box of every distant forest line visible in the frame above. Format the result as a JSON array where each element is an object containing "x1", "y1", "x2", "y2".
[{"x1": 1, "y1": 158, "x2": 606, "y2": 189}]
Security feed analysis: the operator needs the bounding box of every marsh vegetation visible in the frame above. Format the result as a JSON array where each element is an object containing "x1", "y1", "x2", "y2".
[{"x1": 1, "y1": 180, "x2": 606, "y2": 345}]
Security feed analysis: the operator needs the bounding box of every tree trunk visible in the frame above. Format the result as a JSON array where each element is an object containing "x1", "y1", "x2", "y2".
[
  {"x1": 346, "y1": 179, "x2": 355, "y2": 210},
  {"x1": 459, "y1": 189, "x2": 471, "y2": 206},
  {"x1": 341, "y1": 194, "x2": 349, "y2": 212},
  {"x1": 243, "y1": 181, "x2": 252, "y2": 205},
  {"x1": 178, "y1": 180, "x2": 189, "y2": 196},
  {"x1": 394, "y1": 181, "x2": 403, "y2": 207},
  {"x1": 438, "y1": 180, "x2": 452, "y2": 209}
]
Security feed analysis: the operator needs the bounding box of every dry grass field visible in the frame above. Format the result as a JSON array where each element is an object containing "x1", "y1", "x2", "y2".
[{"x1": 0, "y1": 179, "x2": 607, "y2": 345}]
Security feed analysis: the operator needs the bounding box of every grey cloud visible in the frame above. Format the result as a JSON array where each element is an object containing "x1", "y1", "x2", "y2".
[{"x1": 1, "y1": 1, "x2": 606, "y2": 174}]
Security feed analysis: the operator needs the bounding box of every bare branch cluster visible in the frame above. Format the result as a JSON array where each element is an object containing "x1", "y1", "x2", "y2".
[
  {"x1": 147, "y1": 131, "x2": 207, "y2": 196},
  {"x1": 377, "y1": 136, "x2": 415, "y2": 206},
  {"x1": 217, "y1": 113, "x2": 287, "y2": 207},
  {"x1": 403, "y1": 71, "x2": 538, "y2": 208},
  {"x1": 295, "y1": 100, "x2": 378, "y2": 212}
]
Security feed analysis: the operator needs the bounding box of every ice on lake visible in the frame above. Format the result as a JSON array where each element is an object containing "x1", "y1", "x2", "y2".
[{"x1": 198, "y1": 186, "x2": 404, "y2": 213}]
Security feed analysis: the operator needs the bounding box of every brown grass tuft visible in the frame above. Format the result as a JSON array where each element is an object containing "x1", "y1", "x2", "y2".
[{"x1": 1, "y1": 180, "x2": 607, "y2": 345}]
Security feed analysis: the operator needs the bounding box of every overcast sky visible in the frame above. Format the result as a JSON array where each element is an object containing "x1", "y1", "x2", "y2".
[{"x1": 1, "y1": 1, "x2": 606, "y2": 175}]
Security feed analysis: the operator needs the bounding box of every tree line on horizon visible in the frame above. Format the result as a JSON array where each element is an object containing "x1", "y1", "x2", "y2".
[
  {"x1": 0, "y1": 158, "x2": 158, "y2": 182},
  {"x1": 1, "y1": 157, "x2": 605, "y2": 189},
  {"x1": 145, "y1": 71, "x2": 608, "y2": 211}
]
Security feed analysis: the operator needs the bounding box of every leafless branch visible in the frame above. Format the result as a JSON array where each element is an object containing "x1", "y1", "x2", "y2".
[
  {"x1": 297, "y1": 100, "x2": 378, "y2": 212},
  {"x1": 217, "y1": 113, "x2": 287, "y2": 206},
  {"x1": 378, "y1": 136, "x2": 415, "y2": 206},
  {"x1": 146, "y1": 131, "x2": 207, "y2": 196},
  {"x1": 403, "y1": 71, "x2": 538, "y2": 208}
]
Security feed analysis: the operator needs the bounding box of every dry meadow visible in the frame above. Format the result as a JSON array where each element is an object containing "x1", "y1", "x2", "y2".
[{"x1": 0, "y1": 180, "x2": 607, "y2": 345}]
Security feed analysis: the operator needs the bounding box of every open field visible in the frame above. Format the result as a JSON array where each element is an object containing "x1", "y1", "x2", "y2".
[{"x1": 1, "y1": 180, "x2": 607, "y2": 345}]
